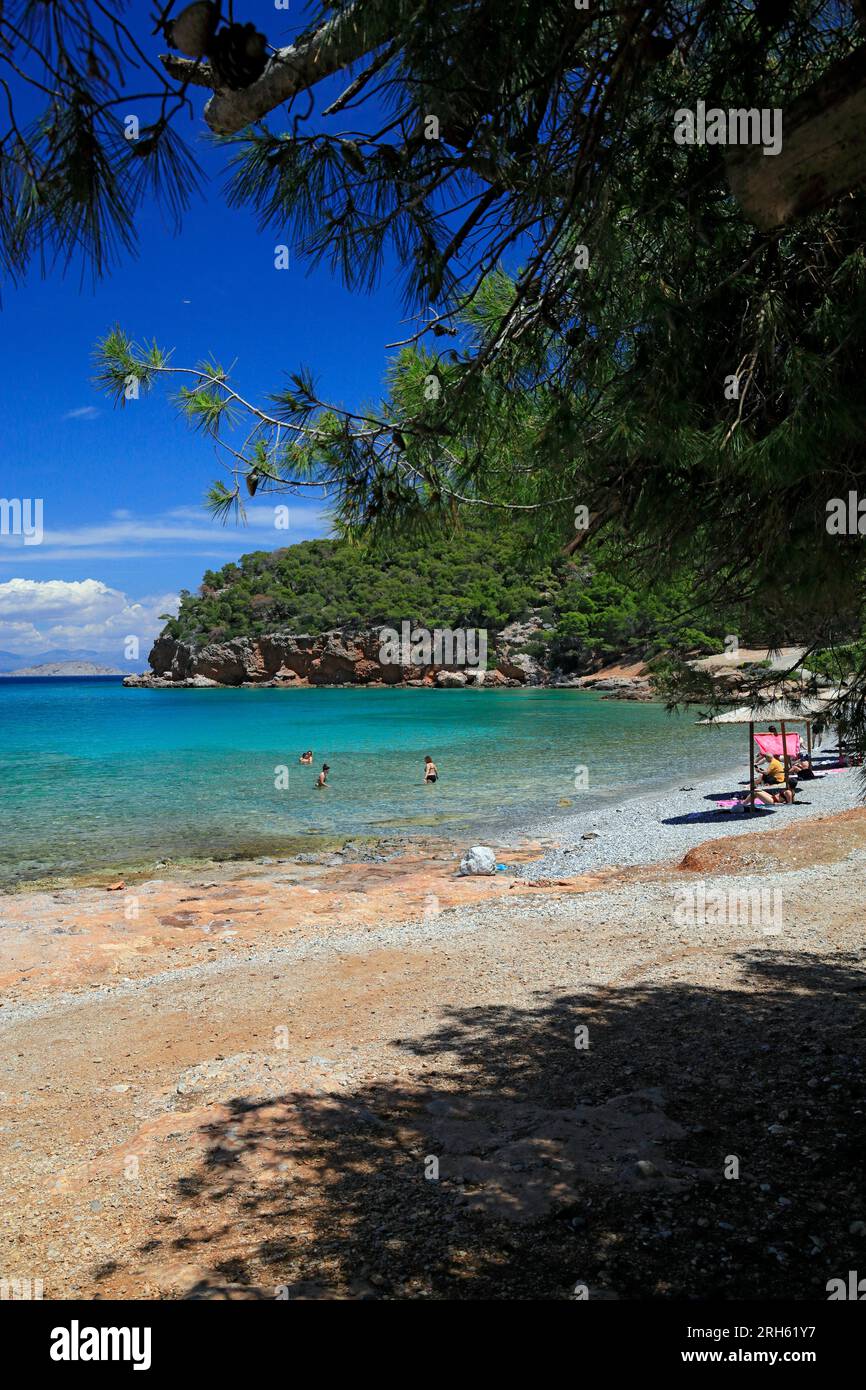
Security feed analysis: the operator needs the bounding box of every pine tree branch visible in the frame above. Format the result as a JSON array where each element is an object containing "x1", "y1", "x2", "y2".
[
  {"x1": 158, "y1": 55, "x2": 216, "y2": 89},
  {"x1": 159, "y1": 3, "x2": 392, "y2": 135}
]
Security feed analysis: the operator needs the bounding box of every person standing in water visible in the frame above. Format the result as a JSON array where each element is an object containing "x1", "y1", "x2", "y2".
[
  {"x1": 316, "y1": 763, "x2": 330, "y2": 788},
  {"x1": 423, "y1": 755, "x2": 438, "y2": 784},
  {"x1": 299, "y1": 750, "x2": 313, "y2": 764}
]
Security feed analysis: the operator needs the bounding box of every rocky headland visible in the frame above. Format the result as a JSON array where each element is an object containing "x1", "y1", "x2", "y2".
[{"x1": 123, "y1": 629, "x2": 657, "y2": 695}]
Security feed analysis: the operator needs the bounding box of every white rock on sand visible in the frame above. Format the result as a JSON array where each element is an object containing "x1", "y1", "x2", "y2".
[{"x1": 459, "y1": 846, "x2": 497, "y2": 875}]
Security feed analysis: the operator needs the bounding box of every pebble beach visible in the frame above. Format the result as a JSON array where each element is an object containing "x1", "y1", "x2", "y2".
[
  {"x1": 515, "y1": 762, "x2": 863, "y2": 878},
  {"x1": 1, "y1": 746, "x2": 864, "y2": 1301}
]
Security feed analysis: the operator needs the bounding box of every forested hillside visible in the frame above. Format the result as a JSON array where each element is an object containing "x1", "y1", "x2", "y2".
[{"x1": 162, "y1": 526, "x2": 735, "y2": 674}]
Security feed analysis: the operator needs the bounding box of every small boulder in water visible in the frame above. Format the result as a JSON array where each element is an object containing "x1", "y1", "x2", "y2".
[{"x1": 459, "y1": 846, "x2": 496, "y2": 876}]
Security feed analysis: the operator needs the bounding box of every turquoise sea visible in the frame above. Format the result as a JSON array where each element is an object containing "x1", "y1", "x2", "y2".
[{"x1": 0, "y1": 677, "x2": 746, "y2": 887}]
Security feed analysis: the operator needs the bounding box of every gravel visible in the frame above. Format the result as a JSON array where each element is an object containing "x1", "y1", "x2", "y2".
[
  {"x1": 511, "y1": 763, "x2": 863, "y2": 881},
  {"x1": 1, "y1": 762, "x2": 860, "y2": 1037}
]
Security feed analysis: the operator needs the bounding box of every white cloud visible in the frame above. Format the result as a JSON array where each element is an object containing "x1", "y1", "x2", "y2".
[
  {"x1": 0, "y1": 499, "x2": 331, "y2": 660},
  {"x1": 0, "y1": 501, "x2": 329, "y2": 564},
  {"x1": 0, "y1": 579, "x2": 178, "y2": 659},
  {"x1": 0, "y1": 577, "x2": 114, "y2": 619},
  {"x1": 62, "y1": 406, "x2": 100, "y2": 421}
]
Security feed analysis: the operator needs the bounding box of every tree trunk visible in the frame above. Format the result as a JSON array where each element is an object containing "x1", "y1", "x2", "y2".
[{"x1": 726, "y1": 44, "x2": 866, "y2": 229}]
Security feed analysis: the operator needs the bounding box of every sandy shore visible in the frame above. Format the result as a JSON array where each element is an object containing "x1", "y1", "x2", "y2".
[{"x1": 1, "y1": 783, "x2": 865, "y2": 1300}]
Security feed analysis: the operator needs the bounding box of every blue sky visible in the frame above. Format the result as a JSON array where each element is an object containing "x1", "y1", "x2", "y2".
[{"x1": 0, "y1": 2, "x2": 409, "y2": 661}]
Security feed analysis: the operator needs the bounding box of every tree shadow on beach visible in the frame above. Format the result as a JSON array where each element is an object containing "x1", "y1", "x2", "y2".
[
  {"x1": 114, "y1": 949, "x2": 866, "y2": 1300},
  {"x1": 662, "y1": 809, "x2": 780, "y2": 825}
]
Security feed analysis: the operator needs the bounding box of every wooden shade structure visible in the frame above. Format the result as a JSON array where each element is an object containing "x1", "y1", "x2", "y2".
[{"x1": 698, "y1": 696, "x2": 837, "y2": 802}]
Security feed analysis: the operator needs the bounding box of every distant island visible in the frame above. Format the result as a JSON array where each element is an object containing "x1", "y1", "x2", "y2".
[{"x1": 1, "y1": 661, "x2": 125, "y2": 677}]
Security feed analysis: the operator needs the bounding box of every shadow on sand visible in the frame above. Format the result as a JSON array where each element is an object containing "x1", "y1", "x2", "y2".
[{"x1": 102, "y1": 951, "x2": 866, "y2": 1300}]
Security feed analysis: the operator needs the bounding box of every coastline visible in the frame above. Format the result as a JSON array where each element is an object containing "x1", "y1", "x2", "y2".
[
  {"x1": 2, "y1": 798, "x2": 865, "y2": 1298},
  {"x1": 5, "y1": 682, "x2": 731, "y2": 894},
  {"x1": 2, "y1": 757, "x2": 864, "y2": 1299},
  {"x1": 2, "y1": 752, "x2": 858, "y2": 894},
  {"x1": 0, "y1": 763, "x2": 739, "y2": 895}
]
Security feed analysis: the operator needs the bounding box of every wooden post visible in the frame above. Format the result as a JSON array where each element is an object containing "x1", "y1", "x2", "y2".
[{"x1": 749, "y1": 721, "x2": 756, "y2": 806}]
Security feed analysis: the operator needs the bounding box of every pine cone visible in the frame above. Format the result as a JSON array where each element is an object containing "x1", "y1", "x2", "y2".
[
  {"x1": 210, "y1": 22, "x2": 268, "y2": 90},
  {"x1": 165, "y1": 1, "x2": 219, "y2": 59}
]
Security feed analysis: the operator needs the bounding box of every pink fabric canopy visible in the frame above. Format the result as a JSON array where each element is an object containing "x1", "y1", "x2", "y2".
[{"x1": 754, "y1": 733, "x2": 800, "y2": 758}]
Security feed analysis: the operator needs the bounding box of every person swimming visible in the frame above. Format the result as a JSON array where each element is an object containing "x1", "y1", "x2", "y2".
[
  {"x1": 424, "y1": 755, "x2": 438, "y2": 784},
  {"x1": 316, "y1": 763, "x2": 330, "y2": 788},
  {"x1": 299, "y1": 750, "x2": 313, "y2": 764}
]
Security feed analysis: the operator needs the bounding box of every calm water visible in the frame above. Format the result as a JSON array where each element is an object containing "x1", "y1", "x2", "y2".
[{"x1": 0, "y1": 678, "x2": 745, "y2": 886}]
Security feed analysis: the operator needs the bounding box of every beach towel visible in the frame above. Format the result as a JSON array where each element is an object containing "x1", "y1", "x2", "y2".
[
  {"x1": 754, "y1": 733, "x2": 800, "y2": 759},
  {"x1": 714, "y1": 799, "x2": 771, "y2": 811}
]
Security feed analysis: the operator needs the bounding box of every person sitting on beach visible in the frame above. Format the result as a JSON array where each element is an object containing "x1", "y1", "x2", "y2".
[
  {"x1": 737, "y1": 780, "x2": 794, "y2": 808},
  {"x1": 736, "y1": 753, "x2": 797, "y2": 806},
  {"x1": 761, "y1": 755, "x2": 786, "y2": 786},
  {"x1": 424, "y1": 755, "x2": 438, "y2": 784},
  {"x1": 755, "y1": 752, "x2": 796, "y2": 802},
  {"x1": 316, "y1": 763, "x2": 330, "y2": 788},
  {"x1": 738, "y1": 786, "x2": 776, "y2": 808},
  {"x1": 299, "y1": 750, "x2": 313, "y2": 764},
  {"x1": 790, "y1": 753, "x2": 815, "y2": 778}
]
